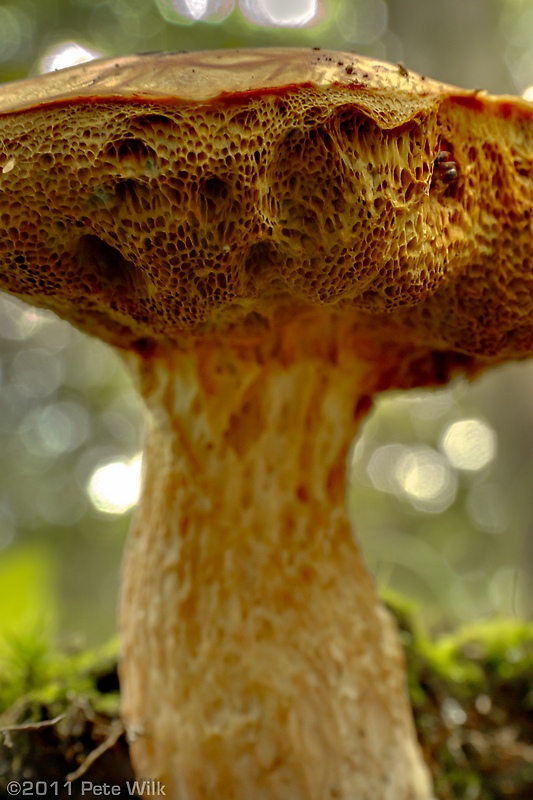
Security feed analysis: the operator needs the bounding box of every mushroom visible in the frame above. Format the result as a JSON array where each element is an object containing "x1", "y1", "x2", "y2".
[{"x1": 0, "y1": 47, "x2": 532, "y2": 798}]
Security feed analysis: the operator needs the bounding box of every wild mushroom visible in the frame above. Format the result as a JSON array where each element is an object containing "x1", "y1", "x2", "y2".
[{"x1": 0, "y1": 47, "x2": 532, "y2": 798}]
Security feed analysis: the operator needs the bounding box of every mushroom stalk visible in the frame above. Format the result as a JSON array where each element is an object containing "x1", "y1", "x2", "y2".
[{"x1": 120, "y1": 313, "x2": 432, "y2": 799}]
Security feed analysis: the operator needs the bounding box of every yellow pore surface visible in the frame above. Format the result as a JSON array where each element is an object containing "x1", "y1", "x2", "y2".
[{"x1": 0, "y1": 50, "x2": 532, "y2": 368}]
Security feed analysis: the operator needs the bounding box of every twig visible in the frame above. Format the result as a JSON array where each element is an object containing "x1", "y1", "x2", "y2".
[
  {"x1": 0, "y1": 713, "x2": 65, "y2": 732},
  {"x1": 66, "y1": 719, "x2": 124, "y2": 782}
]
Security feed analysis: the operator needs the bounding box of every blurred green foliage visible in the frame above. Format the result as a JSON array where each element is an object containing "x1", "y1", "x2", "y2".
[
  {"x1": 0, "y1": 0, "x2": 532, "y2": 653},
  {"x1": 0, "y1": 545, "x2": 56, "y2": 645}
]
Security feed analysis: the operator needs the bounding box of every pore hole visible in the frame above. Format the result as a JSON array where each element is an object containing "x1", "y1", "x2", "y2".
[
  {"x1": 76, "y1": 234, "x2": 144, "y2": 294},
  {"x1": 102, "y1": 138, "x2": 157, "y2": 170},
  {"x1": 130, "y1": 113, "x2": 180, "y2": 132},
  {"x1": 244, "y1": 242, "x2": 278, "y2": 281},
  {"x1": 198, "y1": 176, "x2": 232, "y2": 218},
  {"x1": 115, "y1": 179, "x2": 150, "y2": 215}
]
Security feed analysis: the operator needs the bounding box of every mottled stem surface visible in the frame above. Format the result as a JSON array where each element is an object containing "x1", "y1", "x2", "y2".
[{"x1": 120, "y1": 313, "x2": 432, "y2": 799}]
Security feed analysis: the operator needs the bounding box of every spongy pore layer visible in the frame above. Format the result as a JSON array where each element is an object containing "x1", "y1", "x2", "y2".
[{"x1": 1, "y1": 49, "x2": 533, "y2": 362}]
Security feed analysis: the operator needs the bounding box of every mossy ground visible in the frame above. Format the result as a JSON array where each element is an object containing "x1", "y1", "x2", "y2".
[
  {"x1": 389, "y1": 593, "x2": 533, "y2": 799},
  {"x1": 0, "y1": 603, "x2": 532, "y2": 799},
  {"x1": 0, "y1": 637, "x2": 134, "y2": 797}
]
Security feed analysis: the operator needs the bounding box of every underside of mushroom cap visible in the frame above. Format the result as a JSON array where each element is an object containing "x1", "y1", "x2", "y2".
[{"x1": 0, "y1": 49, "x2": 533, "y2": 369}]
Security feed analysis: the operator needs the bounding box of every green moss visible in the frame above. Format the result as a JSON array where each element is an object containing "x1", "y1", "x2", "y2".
[
  {"x1": 0, "y1": 632, "x2": 119, "y2": 714},
  {"x1": 384, "y1": 594, "x2": 533, "y2": 799},
  {"x1": 0, "y1": 635, "x2": 127, "y2": 791},
  {"x1": 433, "y1": 618, "x2": 533, "y2": 683},
  {"x1": 1, "y1": 601, "x2": 532, "y2": 797}
]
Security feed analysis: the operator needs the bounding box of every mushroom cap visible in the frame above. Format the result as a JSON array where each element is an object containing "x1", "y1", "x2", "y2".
[
  {"x1": 0, "y1": 48, "x2": 532, "y2": 363},
  {"x1": 0, "y1": 48, "x2": 451, "y2": 112}
]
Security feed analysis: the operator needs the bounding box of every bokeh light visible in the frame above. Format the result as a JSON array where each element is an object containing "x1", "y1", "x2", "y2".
[
  {"x1": 366, "y1": 442, "x2": 457, "y2": 513},
  {"x1": 365, "y1": 443, "x2": 403, "y2": 493},
  {"x1": 239, "y1": 0, "x2": 321, "y2": 27},
  {"x1": 158, "y1": 0, "x2": 322, "y2": 26},
  {"x1": 441, "y1": 419, "x2": 496, "y2": 471},
  {"x1": 156, "y1": 0, "x2": 235, "y2": 24},
  {"x1": 395, "y1": 446, "x2": 457, "y2": 512},
  {"x1": 88, "y1": 455, "x2": 143, "y2": 515},
  {"x1": 40, "y1": 42, "x2": 101, "y2": 73}
]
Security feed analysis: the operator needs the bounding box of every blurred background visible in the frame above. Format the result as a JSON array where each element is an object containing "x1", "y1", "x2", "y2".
[{"x1": 0, "y1": 0, "x2": 533, "y2": 651}]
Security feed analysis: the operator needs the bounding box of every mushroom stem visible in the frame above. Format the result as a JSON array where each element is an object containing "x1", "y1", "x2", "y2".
[{"x1": 120, "y1": 312, "x2": 432, "y2": 799}]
